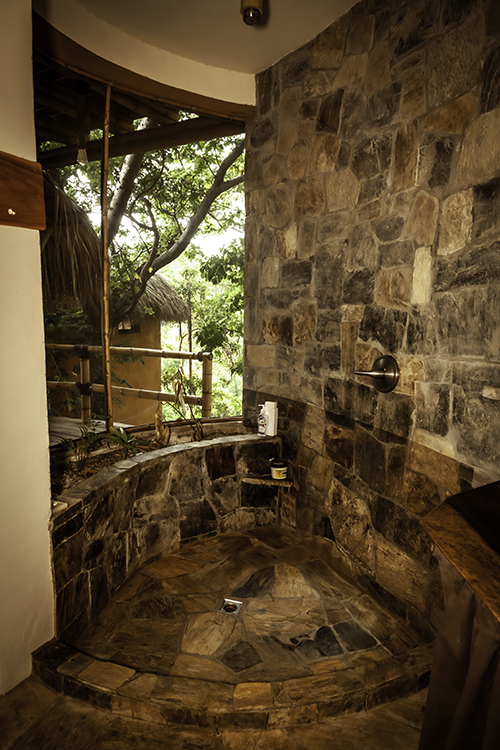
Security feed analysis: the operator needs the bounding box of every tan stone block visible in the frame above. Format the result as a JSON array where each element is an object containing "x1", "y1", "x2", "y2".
[
  {"x1": 458, "y1": 108, "x2": 500, "y2": 188},
  {"x1": 404, "y1": 470, "x2": 441, "y2": 517},
  {"x1": 401, "y1": 67, "x2": 426, "y2": 121},
  {"x1": 428, "y1": 17, "x2": 483, "y2": 109},
  {"x1": 277, "y1": 120, "x2": 299, "y2": 156},
  {"x1": 341, "y1": 304, "x2": 365, "y2": 323},
  {"x1": 411, "y1": 247, "x2": 432, "y2": 305},
  {"x1": 396, "y1": 355, "x2": 424, "y2": 396},
  {"x1": 276, "y1": 224, "x2": 298, "y2": 259},
  {"x1": 302, "y1": 405, "x2": 325, "y2": 454},
  {"x1": 423, "y1": 92, "x2": 477, "y2": 134},
  {"x1": 326, "y1": 169, "x2": 360, "y2": 212},
  {"x1": 256, "y1": 369, "x2": 280, "y2": 388},
  {"x1": 263, "y1": 155, "x2": 287, "y2": 185},
  {"x1": 407, "y1": 440, "x2": 460, "y2": 494},
  {"x1": 375, "y1": 536, "x2": 430, "y2": 612},
  {"x1": 309, "y1": 455, "x2": 333, "y2": 495},
  {"x1": 304, "y1": 71, "x2": 331, "y2": 98},
  {"x1": 144, "y1": 556, "x2": 203, "y2": 578},
  {"x1": 393, "y1": 123, "x2": 418, "y2": 193},
  {"x1": 294, "y1": 299, "x2": 316, "y2": 344},
  {"x1": 246, "y1": 345, "x2": 275, "y2": 368},
  {"x1": 181, "y1": 612, "x2": 240, "y2": 656},
  {"x1": 244, "y1": 598, "x2": 324, "y2": 636},
  {"x1": 281, "y1": 87, "x2": 302, "y2": 119},
  {"x1": 406, "y1": 191, "x2": 439, "y2": 247},
  {"x1": 336, "y1": 54, "x2": 368, "y2": 88},
  {"x1": 309, "y1": 133, "x2": 341, "y2": 175},
  {"x1": 266, "y1": 181, "x2": 293, "y2": 228},
  {"x1": 249, "y1": 189, "x2": 265, "y2": 215},
  {"x1": 79, "y1": 661, "x2": 136, "y2": 690},
  {"x1": 376, "y1": 267, "x2": 412, "y2": 309},
  {"x1": 364, "y1": 42, "x2": 391, "y2": 96},
  {"x1": 438, "y1": 190, "x2": 473, "y2": 256},
  {"x1": 311, "y1": 14, "x2": 349, "y2": 70},
  {"x1": 261, "y1": 257, "x2": 280, "y2": 288},
  {"x1": 295, "y1": 178, "x2": 326, "y2": 217},
  {"x1": 272, "y1": 563, "x2": 315, "y2": 598},
  {"x1": 288, "y1": 143, "x2": 309, "y2": 179},
  {"x1": 111, "y1": 695, "x2": 166, "y2": 724},
  {"x1": 233, "y1": 682, "x2": 273, "y2": 709},
  {"x1": 326, "y1": 479, "x2": 376, "y2": 572}
]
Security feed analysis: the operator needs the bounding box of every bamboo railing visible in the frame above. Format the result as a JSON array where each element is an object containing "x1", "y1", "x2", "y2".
[{"x1": 46, "y1": 343, "x2": 213, "y2": 422}]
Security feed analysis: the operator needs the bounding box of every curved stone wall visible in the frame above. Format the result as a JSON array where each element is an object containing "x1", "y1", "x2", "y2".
[{"x1": 50, "y1": 434, "x2": 282, "y2": 642}]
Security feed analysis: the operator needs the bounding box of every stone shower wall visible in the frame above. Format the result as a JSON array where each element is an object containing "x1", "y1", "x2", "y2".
[
  {"x1": 51, "y1": 435, "x2": 282, "y2": 642},
  {"x1": 243, "y1": 0, "x2": 500, "y2": 631}
]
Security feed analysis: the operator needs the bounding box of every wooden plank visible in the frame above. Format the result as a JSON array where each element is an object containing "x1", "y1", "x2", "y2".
[{"x1": 0, "y1": 149, "x2": 46, "y2": 230}]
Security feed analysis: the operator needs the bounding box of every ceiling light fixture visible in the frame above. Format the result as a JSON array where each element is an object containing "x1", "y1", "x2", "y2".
[{"x1": 241, "y1": 0, "x2": 263, "y2": 25}]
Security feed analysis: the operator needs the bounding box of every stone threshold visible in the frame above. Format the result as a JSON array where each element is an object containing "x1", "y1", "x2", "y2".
[{"x1": 32, "y1": 638, "x2": 432, "y2": 729}]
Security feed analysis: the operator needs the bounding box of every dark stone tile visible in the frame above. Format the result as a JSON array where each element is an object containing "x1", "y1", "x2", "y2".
[
  {"x1": 32, "y1": 639, "x2": 76, "y2": 671},
  {"x1": 324, "y1": 423, "x2": 354, "y2": 469},
  {"x1": 358, "y1": 174, "x2": 387, "y2": 205},
  {"x1": 282, "y1": 58, "x2": 310, "y2": 88},
  {"x1": 263, "y1": 289, "x2": 300, "y2": 310},
  {"x1": 355, "y1": 428, "x2": 386, "y2": 494},
  {"x1": 180, "y1": 497, "x2": 217, "y2": 540},
  {"x1": 241, "y1": 482, "x2": 278, "y2": 509},
  {"x1": 472, "y1": 178, "x2": 500, "y2": 241},
  {"x1": 85, "y1": 493, "x2": 113, "y2": 538},
  {"x1": 52, "y1": 511, "x2": 84, "y2": 550},
  {"x1": 300, "y1": 99, "x2": 320, "y2": 119},
  {"x1": 236, "y1": 440, "x2": 281, "y2": 475},
  {"x1": 416, "y1": 383, "x2": 450, "y2": 437},
  {"x1": 359, "y1": 305, "x2": 407, "y2": 351},
  {"x1": 263, "y1": 313, "x2": 294, "y2": 346},
  {"x1": 315, "y1": 310, "x2": 341, "y2": 343},
  {"x1": 373, "y1": 216, "x2": 404, "y2": 242},
  {"x1": 52, "y1": 530, "x2": 85, "y2": 591},
  {"x1": 256, "y1": 68, "x2": 273, "y2": 115},
  {"x1": 406, "y1": 308, "x2": 438, "y2": 356},
  {"x1": 231, "y1": 566, "x2": 275, "y2": 598},
  {"x1": 435, "y1": 242, "x2": 500, "y2": 291},
  {"x1": 314, "y1": 626, "x2": 343, "y2": 656},
  {"x1": 324, "y1": 379, "x2": 377, "y2": 431},
  {"x1": 367, "y1": 82, "x2": 402, "y2": 128},
  {"x1": 379, "y1": 240, "x2": 415, "y2": 268},
  {"x1": 281, "y1": 259, "x2": 313, "y2": 287},
  {"x1": 341, "y1": 90, "x2": 367, "y2": 139},
  {"x1": 205, "y1": 445, "x2": 236, "y2": 480},
  {"x1": 427, "y1": 137, "x2": 455, "y2": 191},
  {"x1": 314, "y1": 244, "x2": 344, "y2": 309},
  {"x1": 334, "y1": 620, "x2": 377, "y2": 651},
  {"x1": 220, "y1": 641, "x2": 263, "y2": 672},
  {"x1": 343, "y1": 269, "x2": 375, "y2": 305},
  {"x1": 314, "y1": 516, "x2": 336, "y2": 542},
  {"x1": 61, "y1": 675, "x2": 113, "y2": 710},
  {"x1": 89, "y1": 567, "x2": 109, "y2": 617},
  {"x1": 375, "y1": 392, "x2": 415, "y2": 441},
  {"x1": 132, "y1": 596, "x2": 185, "y2": 620},
  {"x1": 216, "y1": 711, "x2": 268, "y2": 730},
  {"x1": 249, "y1": 116, "x2": 278, "y2": 149},
  {"x1": 316, "y1": 89, "x2": 344, "y2": 133},
  {"x1": 135, "y1": 462, "x2": 168, "y2": 499},
  {"x1": 442, "y1": 0, "x2": 479, "y2": 29}
]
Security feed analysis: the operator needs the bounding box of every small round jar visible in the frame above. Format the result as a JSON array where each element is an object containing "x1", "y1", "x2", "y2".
[{"x1": 270, "y1": 459, "x2": 288, "y2": 479}]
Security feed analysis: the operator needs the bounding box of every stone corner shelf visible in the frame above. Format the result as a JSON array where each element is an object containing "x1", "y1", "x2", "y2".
[{"x1": 241, "y1": 474, "x2": 293, "y2": 488}]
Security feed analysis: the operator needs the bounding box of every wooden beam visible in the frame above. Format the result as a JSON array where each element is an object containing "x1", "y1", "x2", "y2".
[
  {"x1": 0, "y1": 150, "x2": 45, "y2": 230},
  {"x1": 39, "y1": 117, "x2": 245, "y2": 169}
]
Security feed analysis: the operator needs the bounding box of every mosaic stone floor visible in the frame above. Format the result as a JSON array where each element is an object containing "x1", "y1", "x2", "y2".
[{"x1": 29, "y1": 525, "x2": 433, "y2": 738}]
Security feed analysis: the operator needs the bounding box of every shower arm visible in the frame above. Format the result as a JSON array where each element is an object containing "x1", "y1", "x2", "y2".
[{"x1": 354, "y1": 354, "x2": 400, "y2": 393}]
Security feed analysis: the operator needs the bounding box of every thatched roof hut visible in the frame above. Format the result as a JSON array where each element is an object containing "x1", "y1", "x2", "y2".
[{"x1": 41, "y1": 174, "x2": 190, "y2": 327}]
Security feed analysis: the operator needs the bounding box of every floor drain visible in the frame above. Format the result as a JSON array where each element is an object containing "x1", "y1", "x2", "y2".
[{"x1": 219, "y1": 598, "x2": 243, "y2": 615}]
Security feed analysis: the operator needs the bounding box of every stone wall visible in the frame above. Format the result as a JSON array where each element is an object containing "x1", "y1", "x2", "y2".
[
  {"x1": 51, "y1": 435, "x2": 282, "y2": 642},
  {"x1": 243, "y1": 0, "x2": 500, "y2": 631}
]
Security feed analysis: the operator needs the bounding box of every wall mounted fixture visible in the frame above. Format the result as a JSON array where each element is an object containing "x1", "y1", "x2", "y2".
[
  {"x1": 241, "y1": 0, "x2": 263, "y2": 25},
  {"x1": 355, "y1": 355, "x2": 400, "y2": 393}
]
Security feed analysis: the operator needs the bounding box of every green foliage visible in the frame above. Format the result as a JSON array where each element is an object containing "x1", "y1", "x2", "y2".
[{"x1": 104, "y1": 426, "x2": 147, "y2": 458}]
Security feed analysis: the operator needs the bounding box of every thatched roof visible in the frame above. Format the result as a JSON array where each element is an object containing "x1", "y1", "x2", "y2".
[{"x1": 41, "y1": 174, "x2": 190, "y2": 325}]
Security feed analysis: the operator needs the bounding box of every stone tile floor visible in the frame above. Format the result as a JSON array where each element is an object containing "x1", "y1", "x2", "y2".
[{"x1": 1, "y1": 526, "x2": 433, "y2": 748}]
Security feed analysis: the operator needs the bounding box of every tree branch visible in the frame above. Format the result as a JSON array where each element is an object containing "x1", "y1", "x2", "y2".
[{"x1": 150, "y1": 140, "x2": 244, "y2": 272}]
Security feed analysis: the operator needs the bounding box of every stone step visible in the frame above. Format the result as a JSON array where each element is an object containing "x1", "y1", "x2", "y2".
[{"x1": 32, "y1": 638, "x2": 432, "y2": 729}]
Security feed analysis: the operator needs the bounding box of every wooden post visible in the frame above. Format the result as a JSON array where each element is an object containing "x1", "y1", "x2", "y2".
[
  {"x1": 80, "y1": 353, "x2": 92, "y2": 424},
  {"x1": 101, "y1": 84, "x2": 113, "y2": 430},
  {"x1": 201, "y1": 353, "x2": 212, "y2": 418}
]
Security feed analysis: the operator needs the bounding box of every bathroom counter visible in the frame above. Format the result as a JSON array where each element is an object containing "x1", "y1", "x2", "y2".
[{"x1": 419, "y1": 482, "x2": 500, "y2": 749}]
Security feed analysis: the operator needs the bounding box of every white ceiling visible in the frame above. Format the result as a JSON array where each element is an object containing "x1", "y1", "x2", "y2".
[{"x1": 74, "y1": 0, "x2": 357, "y2": 75}]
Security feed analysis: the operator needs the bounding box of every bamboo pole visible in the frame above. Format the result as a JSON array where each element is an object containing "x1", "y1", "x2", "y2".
[
  {"x1": 46, "y1": 344, "x2": 208, "y2": 360},
  {"x1": 101, "y1": 84, "x2": 113, "y2": 430},
  {"x1": 201, "y1": 354, "x2": 213, "y2": 418},
  {"x1": 47, "y1": 381, "x2": 202, "y2": 407},
  {"x1": 79, "y1": 353, "x2": 92, "y2": 424}
]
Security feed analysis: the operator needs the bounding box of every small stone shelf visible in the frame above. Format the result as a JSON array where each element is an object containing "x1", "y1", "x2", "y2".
[{"x1": 241, "y1": 474, "x2": 293, "y2": 488}]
